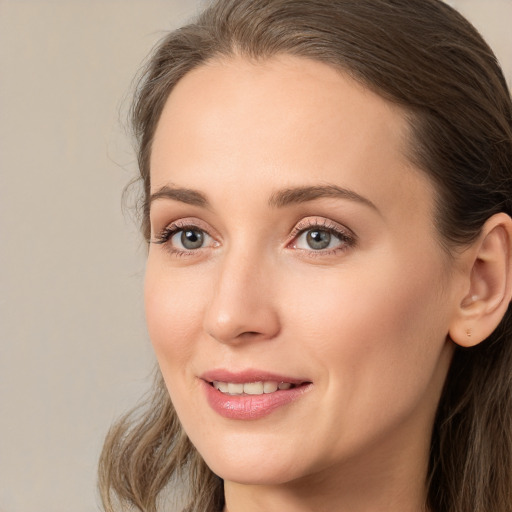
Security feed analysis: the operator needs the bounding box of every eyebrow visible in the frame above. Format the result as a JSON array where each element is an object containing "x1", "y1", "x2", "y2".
[
  {"x1": 268, "y1": 184, "x2": 378, "y2": 211},
  {"x1": 149, "y1": 183, "x2": 377, "y2": 212},
  {"x1": 149, "y1": 185, "x2": 210, "y2": 208}
]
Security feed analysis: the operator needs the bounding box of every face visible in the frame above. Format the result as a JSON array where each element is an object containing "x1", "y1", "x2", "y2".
[{"x1": 146, "y1": 56, "x2": 459, "y2": 488}]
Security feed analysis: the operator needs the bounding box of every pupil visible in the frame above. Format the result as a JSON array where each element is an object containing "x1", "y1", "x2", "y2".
[
  {"x1": 181, "y1": 229, "x2": 204, "y2": 249},
  {"x1": 307, "y1": 230, "x2": 331, "y2": 250}
]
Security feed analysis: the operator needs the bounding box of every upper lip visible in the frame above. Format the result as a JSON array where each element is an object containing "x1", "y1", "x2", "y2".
[{"x1": 200, "y1": 369, "x2": 310, "y2": 385}]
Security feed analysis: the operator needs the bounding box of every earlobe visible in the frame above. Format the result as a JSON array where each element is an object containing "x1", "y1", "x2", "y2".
[{"x1": 449, "y1": 213, "x2": 512, "y2": 348}]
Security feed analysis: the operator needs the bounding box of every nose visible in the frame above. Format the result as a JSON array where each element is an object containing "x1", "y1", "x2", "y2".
[{"x1": 203, "y1": 248, "x2": 281, "y2": 345}]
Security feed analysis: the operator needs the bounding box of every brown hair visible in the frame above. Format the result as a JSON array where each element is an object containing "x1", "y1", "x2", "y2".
[{"x1": 98, "y1": 1, "x2": 512, "y2": 511}]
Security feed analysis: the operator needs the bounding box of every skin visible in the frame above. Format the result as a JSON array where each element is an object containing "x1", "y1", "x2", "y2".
[{"x1": 145, "y1": 55, "x2": 471, "y2": 512}]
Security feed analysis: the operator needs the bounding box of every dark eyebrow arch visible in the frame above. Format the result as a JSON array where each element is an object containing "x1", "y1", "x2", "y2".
[
  {"x1": 268, "y1": 184, "x2": 378, "y2": 211},
  {"x1": 149, "y1": 184, "x2": 377, "y2": 212},
  {"x1": 149, "y1": 185, "x2": 210, "y2": 208}
]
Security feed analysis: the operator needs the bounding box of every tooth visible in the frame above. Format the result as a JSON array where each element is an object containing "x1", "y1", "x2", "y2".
[
  {"x1": 263, "y1": 381, "x2": 278, "y2": 393},
  {"x1": 244, "y1": 382, "x2": 264, "y2": 395},
  {"x1": 213, "y1": 381, "x2": 293, "y2": 395},
  {"x1": 227, "y1": 383, "x2": 244, "y2": 395},
  {"x1": 216, "y1": 382, "x2": 229, "y2": 393}
]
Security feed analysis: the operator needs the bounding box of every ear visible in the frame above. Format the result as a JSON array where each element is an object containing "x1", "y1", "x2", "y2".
[{"x1": 449, "y1": 213, "x2": 512, "y2": 347}]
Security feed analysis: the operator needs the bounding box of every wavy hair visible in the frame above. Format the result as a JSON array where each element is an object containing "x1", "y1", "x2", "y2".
[{"x1": 99, "y1": 1, "x2": 512, "y2": 511}]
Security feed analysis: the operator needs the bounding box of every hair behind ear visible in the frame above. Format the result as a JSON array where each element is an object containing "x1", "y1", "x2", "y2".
[{"x1": 429, "y1": 306, "x2": 512, "y2": 512}]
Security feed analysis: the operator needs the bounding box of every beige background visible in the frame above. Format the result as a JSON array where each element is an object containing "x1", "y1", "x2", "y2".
[{"x1": 0, "y1": 1, "x2": 511, "y2": 511}]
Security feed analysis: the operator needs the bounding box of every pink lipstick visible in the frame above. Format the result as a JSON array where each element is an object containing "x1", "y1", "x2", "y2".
[{"x1": 200, "y1": 369, "x2": 312, "y2": 420}]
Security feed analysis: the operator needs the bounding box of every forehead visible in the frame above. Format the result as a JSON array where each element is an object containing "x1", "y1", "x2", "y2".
[
  {"x1": 152, "y1": 55, "x2": 408, "y2": 167},
  {"x1": 150, "y1": 55, "x2": 434, "y2": 224}
]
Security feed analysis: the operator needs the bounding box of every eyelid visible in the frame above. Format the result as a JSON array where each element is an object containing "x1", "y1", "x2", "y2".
[
  {"x1": 286, "y1": 216, "x2": 357, "y2": 253},
  {"x1": 291, "y1": 216, "x2": 355, "y2": 236},
  {"x1": 149, "y1": 215, "x2": 356, "y2": 257},
  {"x1": 151, "y1": 217, "x2": 214, "y2": 239},
  {"x1": 150, "y1": 217, "x2": 220, "y2": 254}
]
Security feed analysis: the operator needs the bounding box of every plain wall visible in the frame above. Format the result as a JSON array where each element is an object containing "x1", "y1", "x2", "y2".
[
  {"x1": 0, "y1": 2, "x2": 201, "y2": 511},
  {"x1": 0, "y1": 1, "x2": 511, "y2": 511}
]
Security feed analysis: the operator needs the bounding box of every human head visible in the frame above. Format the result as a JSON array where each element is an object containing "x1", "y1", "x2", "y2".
[{"x1": 100, "y1": 2, "x2": 512, "y2": 511}]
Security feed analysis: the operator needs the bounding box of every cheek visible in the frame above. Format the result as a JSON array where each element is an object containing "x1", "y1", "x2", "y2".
[
  {"x1": 144, "y1": 260, "x2": 206, "y2": 376},
  {"x1": 284, "y1": 253, "x2": 451, "y2": 423},
  {"x1": 288, "y1": 254, "x2": 447, "y2": 345}
]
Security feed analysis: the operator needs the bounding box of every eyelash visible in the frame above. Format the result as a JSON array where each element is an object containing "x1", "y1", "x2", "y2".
[
  {"x1": 150, "y1": 217, "x2": 357, "y2": 257},
  {"x1": 289, "y1": 218, "x2": 357, "y2": 256},
  {"x1": 151, "y1": 220, "x2": 215, "y2": 257}
]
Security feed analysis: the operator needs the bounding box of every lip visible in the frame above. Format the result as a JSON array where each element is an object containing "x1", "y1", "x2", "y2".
[
  {"x1": 200, "y1": 369, "x2": 309, "y2": 385},
  {"x1": 199, "y1": 369, "x2": 312, "y2": 420}
]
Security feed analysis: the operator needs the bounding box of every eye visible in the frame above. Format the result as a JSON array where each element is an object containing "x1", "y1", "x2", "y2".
[
  {"x1": 290, "y1": 218, "x2": 356, "y2": 254},
  {"x1": 299, "y1": 229, "x2": 335, "y2": 250},
  {"x1": 150, "y1": 220, "x2": 218, "y2": 255},
  {"x1": 173, "y1": 228, "x2": 206, "y2": 250}
]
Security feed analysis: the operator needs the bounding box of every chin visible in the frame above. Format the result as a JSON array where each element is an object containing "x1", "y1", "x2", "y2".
[
  {"x1": 196, "y1": 441, "x2": 307, "y2": 485},
  {"x1": 209, "y1": 462, "x2": 299, "y2": 486}
]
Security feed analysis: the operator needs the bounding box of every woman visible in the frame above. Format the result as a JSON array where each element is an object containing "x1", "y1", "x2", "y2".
[{"x1": 98, "y1": 1, "x2": 512, "y2": 511}]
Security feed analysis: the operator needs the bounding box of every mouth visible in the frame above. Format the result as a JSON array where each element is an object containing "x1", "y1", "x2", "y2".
[
  {"x1": 209, "y1": 380, "x2": 302, "y2": 396},
  {"x1": 200, "y1": 371, "x2": 312, "y2": 420}
]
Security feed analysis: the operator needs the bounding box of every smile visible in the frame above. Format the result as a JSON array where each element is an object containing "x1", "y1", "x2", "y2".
[
  {"x1": 201, "y1": 373, "x2": 312, "y2": 420},
  {"x1": 211, "y1": 381, "x2": 294, "y2": 395}
]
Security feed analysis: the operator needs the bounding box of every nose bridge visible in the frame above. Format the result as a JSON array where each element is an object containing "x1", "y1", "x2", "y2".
[{"x1": 203, "y1": 240, "x2": 280, "y2": 344}]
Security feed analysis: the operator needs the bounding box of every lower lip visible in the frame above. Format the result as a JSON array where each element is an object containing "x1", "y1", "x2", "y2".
[{"x1": 202, "y1": 380, "x2": 311, "y2": 420}]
